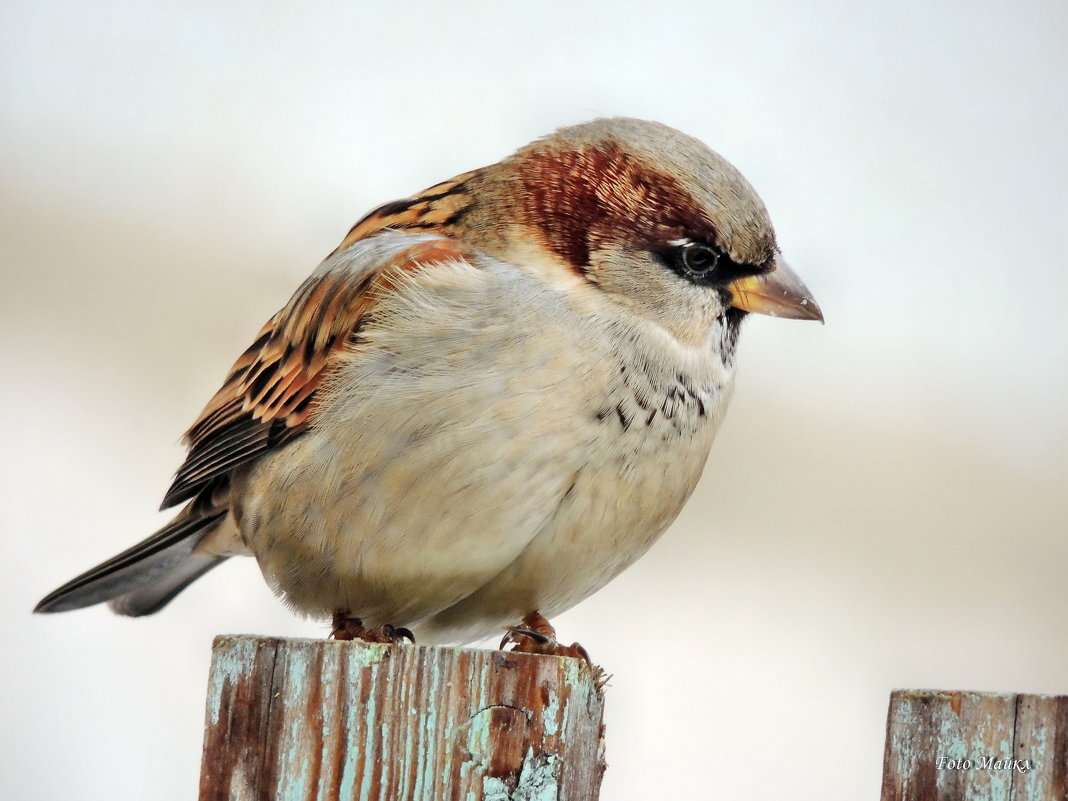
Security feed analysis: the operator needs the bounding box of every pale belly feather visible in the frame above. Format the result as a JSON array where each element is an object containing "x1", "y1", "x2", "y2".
[{"x1": 233, "y1": 260, "x2": 735, "y2": 643}]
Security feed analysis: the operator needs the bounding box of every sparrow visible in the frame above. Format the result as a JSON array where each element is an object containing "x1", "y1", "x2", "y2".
[{"x1": 35, "y1": 118, "x2": 822, "y2": 653}]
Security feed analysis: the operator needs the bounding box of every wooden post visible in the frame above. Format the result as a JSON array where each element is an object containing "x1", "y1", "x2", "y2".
[
  {"x1": 199, "y1": 635, "x2": 606, "y2": 801},
  {"x1": 881, "y1": 689, "x2": 1068, "y2": 801}
]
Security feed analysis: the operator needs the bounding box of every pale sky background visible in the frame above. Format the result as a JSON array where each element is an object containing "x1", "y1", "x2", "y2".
[{"x1": 2, "y1": 1, "x2": 1066, "y2": 799}]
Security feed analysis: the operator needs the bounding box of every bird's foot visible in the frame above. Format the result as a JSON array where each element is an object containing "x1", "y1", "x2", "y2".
[
  {"x1": 500, "y1": 611, "x2": 609, "y2": 689},
  {"x1": 330, "y1": 612, "x2": 414, "y2": 644},
  {"x1": 500, "y1": 611, "x2": 588, "y2": 660}
]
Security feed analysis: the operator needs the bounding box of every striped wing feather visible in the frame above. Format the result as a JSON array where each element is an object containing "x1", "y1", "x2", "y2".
[
  {"x1": 161, "y1": 232, "x2": 477, "y2": 510},
  {"x1": 162, "y1": 170, "x2": 478, "y2": 509}
]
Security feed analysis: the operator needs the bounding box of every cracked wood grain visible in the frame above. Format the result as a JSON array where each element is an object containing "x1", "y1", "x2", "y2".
[
  {"x1": 199, "y1": 636, "x2": 606, "y2": 801},
  {"x1": 881, "y1": 690, "x2": 1068, "y2": 801}
]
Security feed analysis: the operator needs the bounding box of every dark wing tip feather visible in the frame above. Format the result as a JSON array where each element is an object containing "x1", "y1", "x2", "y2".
[{"x1": 34, "y1": 509, "x2": 227, "y2": 613}]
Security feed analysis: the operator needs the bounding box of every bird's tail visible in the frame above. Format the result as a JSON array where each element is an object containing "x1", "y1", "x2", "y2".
[{"x1": 34, "y1": 506, "x2": 229, "y2": 617}]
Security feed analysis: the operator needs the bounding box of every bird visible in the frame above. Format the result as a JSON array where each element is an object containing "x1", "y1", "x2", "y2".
[{"x1": 34, "y1": 117, "x2": 822, "y2": 655}]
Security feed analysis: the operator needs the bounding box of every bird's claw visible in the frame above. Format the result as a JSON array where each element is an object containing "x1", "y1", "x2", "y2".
[
  {"x1": 500, "y1": 626, "x2": 590, "y2": 662},
  {"x1": 330, "y1": 613, "x2": 415, "y2": 644},
  {"x1": 500, "y1": 625, "x2": 552, "y2": 648},
  {"x1": 498, "y1": 611, "x2": 607, "y2": 690}
]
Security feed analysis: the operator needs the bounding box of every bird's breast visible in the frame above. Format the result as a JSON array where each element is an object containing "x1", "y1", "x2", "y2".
[{"x1": 235, "y1": 264, "x2": 737, "y2": 637}]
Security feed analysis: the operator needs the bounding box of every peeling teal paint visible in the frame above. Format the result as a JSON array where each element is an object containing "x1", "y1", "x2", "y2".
[
  {"x1": 542, "y1": 688, "x2": 560, "y2": 737},
  {"x1": 208, "y1": 637, "x2": 262, "y2": 725},
  {"x1": 357, "y1": 667, "x2": 378, "y2": 801},
  {"x1": 481, "y1": 748, "x2": 560, "y2": 801},
  {"x1": 203, "y1": 638, "x2": 603, "y2": 800}
]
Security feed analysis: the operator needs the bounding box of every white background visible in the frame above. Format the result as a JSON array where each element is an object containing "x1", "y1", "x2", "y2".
[{"x1": 2, "y1": 1, "x2": 1066, "y2": 799}]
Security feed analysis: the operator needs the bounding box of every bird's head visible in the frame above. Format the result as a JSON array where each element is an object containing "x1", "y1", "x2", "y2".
[
  {"x1": 476, "y1": 117, "x2": 823, "y2": 339},
  {"x1": 337, "y1": 117, "x2": 822, "y2": 342}
]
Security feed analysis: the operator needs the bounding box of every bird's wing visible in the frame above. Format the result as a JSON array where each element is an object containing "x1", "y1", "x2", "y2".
[
  {"x1": 161, "y1": 233, "x2": 477, "y2": 509},
  {"x1": 329, "y1": 169, "x2": 479, "y2": 257}
]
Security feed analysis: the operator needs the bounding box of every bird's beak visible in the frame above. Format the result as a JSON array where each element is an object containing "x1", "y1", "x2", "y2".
[{"x1": 728, "y1": 256, "x2": 824, "y2": 322}]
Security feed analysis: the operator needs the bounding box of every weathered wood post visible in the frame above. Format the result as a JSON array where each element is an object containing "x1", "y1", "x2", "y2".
[
  {"x1": 199, "y1": 635, "x2": 606, "y2": 801},
  {"x1": 881, "y1": 689, "x2": 1068, "y2": 801}
]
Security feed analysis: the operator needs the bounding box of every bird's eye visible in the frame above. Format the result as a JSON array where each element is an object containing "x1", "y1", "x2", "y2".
[
  {"x1": 680, "y1": 243, "x2": 720, "y2": 276},
  {"x1": 662, "y1": 239, "x2": 765, "y2": 288}
]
